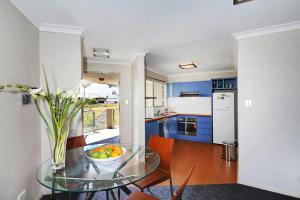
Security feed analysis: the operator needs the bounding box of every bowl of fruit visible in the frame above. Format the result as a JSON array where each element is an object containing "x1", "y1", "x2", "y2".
[{"x1": 86, "y1": 145, "x2": 126, "y2": 162}]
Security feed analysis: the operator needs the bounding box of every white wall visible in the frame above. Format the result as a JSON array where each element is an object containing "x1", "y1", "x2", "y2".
[
  {"x1": 40, "y1": 32, "x2": 82, "y2": 95},
  {"x1": 237, "y1": 28, "x2": 300, "y2": 198},
  {"x1": 132, "y1": 55, "x2": 146, "y2": 145},
  {"x1": 167, "y1": 69, "x2": 237, "y2": 83},
  {"x1": 86, "y1": 62, "x2": 133, "y2": 144},
  {"x1": 39, "y1": 31, "x2": 83, "y2": 178},
  {"x1": 0, "y1": 1, "x2": 40, "y2": 199}
]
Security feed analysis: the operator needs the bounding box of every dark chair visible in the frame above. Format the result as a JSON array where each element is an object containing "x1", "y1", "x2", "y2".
[
  {"x1": 66, "y1": 135, "x2": 87, "y2": 150},
  {"x1": 126, "y1": 163, "x2": 196, "y2": 200},
  {"x1": 133, "y1": 135, "x2": 175, "y2": 196},
  {"x1": 66, "y1": 135, "x2": 115, "y2": 200}
]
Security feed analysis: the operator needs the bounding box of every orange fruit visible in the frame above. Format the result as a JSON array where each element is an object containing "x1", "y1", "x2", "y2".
[
  {"x1": 111, "y1": 151, "x2": 120, "y2": 157},
  {"x1": 91, "y1": 147, "x2": 105, "y2": 153}
]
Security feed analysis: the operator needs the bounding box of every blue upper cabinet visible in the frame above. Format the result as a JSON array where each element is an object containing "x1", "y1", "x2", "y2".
[
  {"x1": 197, "y1": 81, "x2": 212, "y2": 97},
  {"x1": 167, "y1": 80, "x2": 212, "y2": 97},
  {"x1": 172, "y1": 82, "x2": 181, "y2": 97}
]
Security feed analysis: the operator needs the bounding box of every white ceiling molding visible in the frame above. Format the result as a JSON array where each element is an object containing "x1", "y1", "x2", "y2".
[
  {"x1": 132, "y1": 50, "x2": 149, "y2": 61},
  {"x1": 85, "y1": 57, "x2": 132, "y2": 66},
  {"x1": 233, "y1": 21, "x2": 300, "y2": 40},
  {"x1": 39, "y1": 23, "x2": 87, "y2": 37},
  {"x1": 134, "y1": 50, "x2": 149, "y2": 57},
  {"x1": 146, "y1": 66, "x2": 167, "y2": 76}
]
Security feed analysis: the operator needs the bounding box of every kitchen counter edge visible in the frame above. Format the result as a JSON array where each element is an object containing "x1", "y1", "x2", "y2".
[{"x1": 145, "y1": 113, "x2": 211, "y2": 123}]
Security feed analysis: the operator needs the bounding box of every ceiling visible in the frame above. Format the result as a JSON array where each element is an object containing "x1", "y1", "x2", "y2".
[{"x1": 10, "y1": 0, "x2": 300, "y2": 75}]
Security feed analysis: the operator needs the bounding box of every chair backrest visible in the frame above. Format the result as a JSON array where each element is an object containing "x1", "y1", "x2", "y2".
[
  {"x1": 148, "y1": 135, "x2": 174, "y2": 174},
  {"x1": 66, "y1": 135, "x2": 87, "y2": 150},
  {"x1": 171, "y1": 163, "x2": 196, "y2": 200}
]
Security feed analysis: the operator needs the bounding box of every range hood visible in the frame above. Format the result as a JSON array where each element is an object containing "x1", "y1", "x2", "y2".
[{"x1": 179, "y1": 92, "x2": 200, "y2": 97}]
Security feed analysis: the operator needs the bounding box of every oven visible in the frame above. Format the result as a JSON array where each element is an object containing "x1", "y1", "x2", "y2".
[{"x1": 177, "y1": 117, "x2": 197, "y2": 136}]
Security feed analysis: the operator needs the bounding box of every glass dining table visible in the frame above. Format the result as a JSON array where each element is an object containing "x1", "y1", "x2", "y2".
[{"x1": 37, "y1": 143, "x2": 160, "y2": 200}]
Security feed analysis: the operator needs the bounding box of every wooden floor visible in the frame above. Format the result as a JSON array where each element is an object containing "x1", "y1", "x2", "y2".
[{"x1": 160, "y1": 140, "x2": 237, "y2": 186}]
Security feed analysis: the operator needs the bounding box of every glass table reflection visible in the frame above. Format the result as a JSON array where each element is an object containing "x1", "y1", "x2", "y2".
[{"x1": 37, "y1": 143, "x2": 160, "y2": 199}]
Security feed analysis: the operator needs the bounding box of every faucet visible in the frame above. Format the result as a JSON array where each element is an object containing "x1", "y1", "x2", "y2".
[{"x1": 156, "y1": 110, "x2": 161, "y2": 117}]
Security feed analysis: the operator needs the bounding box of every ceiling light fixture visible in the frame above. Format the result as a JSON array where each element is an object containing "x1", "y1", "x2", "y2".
[
  {"x1": 233, "y1": 0, "x2": 253, "y2": 5},
  {"x1": 179, "y1": 62, "x2": 197, "y2": 70},
  {"x1": 92, "y1": 48, "x2": 110, "y2": 58}
]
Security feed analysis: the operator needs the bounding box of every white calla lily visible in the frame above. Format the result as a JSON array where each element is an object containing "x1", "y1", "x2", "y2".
[
  {"x1": 66, "y1": 90, "x2": 75, "y2": 98},
  {"x1": 30, "y1": 88, "x2": 43, "y2": 95},
  {"x1": 77, "y1": 85, "x2": 85, "y2": 98},
  {"x1": 56, "y1": 88, "x2": 63, "y2": 95},
  {"x1": 1, "y1": 68, "x2": 93, "y2": 170},
  {"x1": 39, "y1": 91, "x2": 47, "y2": 97}
]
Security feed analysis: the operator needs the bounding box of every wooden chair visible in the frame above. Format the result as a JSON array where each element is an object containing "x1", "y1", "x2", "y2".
[
  {"x1": 66, "y1": 135, "x2": 114, "y2": 200},
  {"x1": 126, "y1": 163, "x2": 196, "y2": 200},
  {"x1": 66, "y1": 135, "x2": 87, "y2": 150},
  {"x1": 133, "y1": 135, "x2": 175, "y2": 196}
]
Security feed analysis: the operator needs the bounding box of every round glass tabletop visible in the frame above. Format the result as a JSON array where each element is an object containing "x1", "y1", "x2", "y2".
[{"x1": 37, "y1": 143, "x2": 160, "y2": 192}]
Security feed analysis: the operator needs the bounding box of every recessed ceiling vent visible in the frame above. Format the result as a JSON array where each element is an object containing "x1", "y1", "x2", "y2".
[
  {"x1": 233, "y1": 0, "x2": 253, "y2": 5},
  {"x1": 92, "y1": 48, "x2": 110, "y2": 58},
  {"x1": 179, "y1": 62, "x2": 197, "y2": 70}
]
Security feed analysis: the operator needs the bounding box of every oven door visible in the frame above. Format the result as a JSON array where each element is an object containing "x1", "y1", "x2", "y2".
[{"x1": 177, "y1": 118, "x2": 197, "y2": 136}]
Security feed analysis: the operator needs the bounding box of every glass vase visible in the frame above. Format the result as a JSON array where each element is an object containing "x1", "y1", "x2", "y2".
[{"x1": 48, "y1": 129, "x2": 69, "y2": 170}]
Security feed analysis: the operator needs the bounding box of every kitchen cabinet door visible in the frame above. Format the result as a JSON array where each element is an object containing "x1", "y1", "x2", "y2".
[
  {"x1": 170, "y1": 81, "x2": 212, "y2": 97},
  {"x1": 172, "y1": 83, "x2": 181, "y2": 97},
  {"x1": 199, "y1": 81, "x2": 212, "y2": 97},
  {"x1": 167, "y1": 116, "x2": 177, "y2": 139},
  {"x1": 196, "y1": 116, "x2": 212, "y2": 143},
  {"x1": 145, "y1": 121, "x2": 159, "y2": 145}
]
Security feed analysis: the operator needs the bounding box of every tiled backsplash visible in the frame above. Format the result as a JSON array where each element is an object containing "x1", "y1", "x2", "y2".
[
  {"x1": 145, "y1": 106, "x2": 166, "y2": 118},
  {"x1": 145, "y1": 97, "x2": 211, "y2": 118}
]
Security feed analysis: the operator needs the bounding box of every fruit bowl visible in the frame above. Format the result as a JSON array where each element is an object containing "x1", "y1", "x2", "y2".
[{"x1": 86, "y1": 145, "x2": 127, "y2": 162}]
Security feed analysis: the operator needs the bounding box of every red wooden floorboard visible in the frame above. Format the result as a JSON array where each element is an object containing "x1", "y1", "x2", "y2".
[{"x1": 159, "y1": 140, "x2": 237, "y2": 186}]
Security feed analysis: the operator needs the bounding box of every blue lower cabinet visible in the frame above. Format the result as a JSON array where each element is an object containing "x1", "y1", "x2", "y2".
[
  {"x1": 196, "y1": 116, "x2": 212, "y2": 143},
  {"x1": 197, "y1": 129, "x2": 212, "y2": 143},
  {"x1": 167, "y1": 116, "x2": 177, "y2": 139},
  {"x1": 196, "y1": 116, "x2": 212, "y2": 123},
  {"x1": 197, "y1": 122, "x2": 211, "y2": 129},
  {"x1": 175, "y1": 116, "x2": 212, "y2": 143},
  {"x1": 146, "y1": 116, "x2": 212, "y2": 144},
  {"x1": 145, "y1": 121, "x2": 159, "y2": 145}
]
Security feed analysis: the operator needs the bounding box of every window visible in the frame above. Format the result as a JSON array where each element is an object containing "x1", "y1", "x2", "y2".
[{"x1": 145, "y1": 79, "x2": 165, "y2": 107}]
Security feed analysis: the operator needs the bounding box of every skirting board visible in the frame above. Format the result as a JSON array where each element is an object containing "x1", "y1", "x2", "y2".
[
  {"x1": 34, "y1": 187, "x2": 51, "y2": 200},
  {"x1": 238, "y1": 179, "x2": 300, "y2": 198},
  {"x1": 34, "y1": 193, "x2": 49, "y2": 200}
]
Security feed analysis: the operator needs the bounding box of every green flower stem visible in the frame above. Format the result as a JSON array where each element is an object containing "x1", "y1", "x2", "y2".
[
  {"x1": 1, "y1": 68, "x2": 91, "y2": 169},
  {"x1": 33, "y1": 99, "x2": 53, "y2": 138}
]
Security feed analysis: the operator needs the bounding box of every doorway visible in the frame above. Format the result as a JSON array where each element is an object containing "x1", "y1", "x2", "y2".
[{"x1": 82, "y1": 72, "x2": 120, "y2": 144}]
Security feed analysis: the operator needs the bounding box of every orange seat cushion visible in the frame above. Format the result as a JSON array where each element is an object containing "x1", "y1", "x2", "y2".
[
  {"x1": 134, "y1": 169, "x2": 170, "y2": 190},
  {"x1": 126, "y1": 191, "x2": 158, "y2": 200}
]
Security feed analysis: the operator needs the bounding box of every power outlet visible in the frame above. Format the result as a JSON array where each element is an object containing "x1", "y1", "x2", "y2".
[
  {"x1": 17, "y1": 190, "x2": 26, "y2": 200},
  {"x1": 21, "y1": 93, "x2": 31, "y2": 105}
]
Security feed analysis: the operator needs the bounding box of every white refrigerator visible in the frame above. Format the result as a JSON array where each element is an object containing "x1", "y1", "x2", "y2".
[{"x1": 213, "y1": 92, "x2": 235, "y2": 144}]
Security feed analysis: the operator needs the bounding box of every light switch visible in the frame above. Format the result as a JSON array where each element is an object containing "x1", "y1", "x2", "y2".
[
  {"x1": 245, "y1": 99, "x2": 252, "y2": 107},
  {"x1": 124, "y1": 96, "x2": 129, "y2": 105}
]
